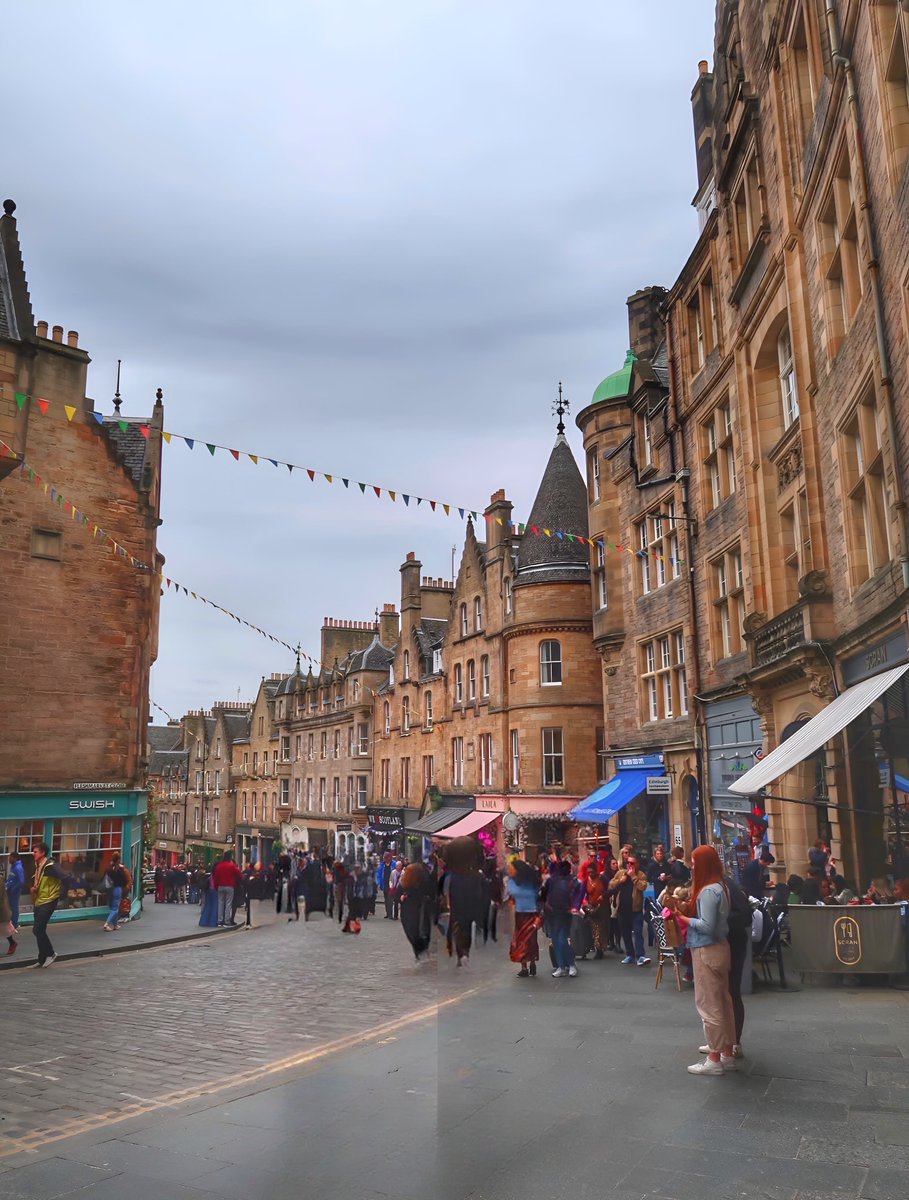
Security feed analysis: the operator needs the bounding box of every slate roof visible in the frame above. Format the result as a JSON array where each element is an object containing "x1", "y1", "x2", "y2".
[
  {"x1": 147, "y1": 724, "x2": 183, "y2": 754},
  {"x1": 223, "y1": 711, "x2": 251, "y2": 742},
  {"x1": 651, "y1": 340, "x2": 670, "y2": 388},
  {"x1": 515, "y1": 435, "x2": 590, "y2": 586},
  {"x1": 102, "y1": 419, "x2": 149, "y2": 486},
  {"x1": 149, "y1": 747, "x2": 189, "y2": 776},
  {"x1": 346, "y1": 635, "x2": 395, "y2": 673},
  {"x1": 414, "y1": 618, "x2": 447, "y2": 657},
  {"x1": 275, "y1": 661, "x2": 304, "y2": 696}
]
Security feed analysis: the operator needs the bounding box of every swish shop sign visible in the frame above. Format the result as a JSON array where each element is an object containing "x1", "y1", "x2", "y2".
[{"x1": 0, "y1": 792, "x2": 147, "y2": 820}]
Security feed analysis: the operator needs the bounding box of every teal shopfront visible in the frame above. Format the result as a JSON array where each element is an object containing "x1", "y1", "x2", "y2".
[{"x1": 0, "y1": 791, "x2": 147, "y2": 924}]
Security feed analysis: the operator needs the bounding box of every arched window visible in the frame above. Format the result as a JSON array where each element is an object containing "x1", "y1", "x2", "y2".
[
  {"x1": 402, "y1": 696, "x2": 410, "y2": 732},
  {"x1": 504, "y1": 577, "x2": 512, "y2": 615},
  {"x1": 481, "y1": 655, "x2": 490, "y2": 698},
  {"x1": 460, "y1": 603, "x2": 468, "y2": 637},
  {"x1": 424, "y1": 690, "x2": 433, "y2": 729},
  {"x1": 403, "y1": 649, "x2": 410, "y2": 679},
  {"x1": 467, "y1": 660, "x2": 476, "y2": 702},
  {"x1": 383, "y1": 701, "x2": 390, "y2": 736},
  {"x1": 474, "y1": 596, "x2": 482, "y2": 631},
  {"x1": 454, "y1": 663, "x2": 463, "y2": 704},
  {"x1": 540, "y1": 640, "x2": 562, "y2": 685},
  {"x1": 778, "y1": 325, "x2": 799, "y2": 428}
]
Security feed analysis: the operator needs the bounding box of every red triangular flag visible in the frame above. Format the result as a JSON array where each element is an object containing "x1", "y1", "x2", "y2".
[
  {"x1": 139, "y1": 425, "x2": 150, "y2": 439},
  {"x1": 307, "y1": 469, "x2": 315, "y2": 481},
  {"x1": 373, "y1": 486, "x2": 381, "y2": 498},
  {"x1": 229, "y1": 448, "x2": 239, "y2": 460},
  {"x1": 36, "y1": 398, "x2": 49, "y2": 415}
]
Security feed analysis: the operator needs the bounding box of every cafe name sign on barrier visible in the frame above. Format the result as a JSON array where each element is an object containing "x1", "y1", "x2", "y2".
[{"x1": 834, "y1": 915, "x2": 862, "y2": 965}]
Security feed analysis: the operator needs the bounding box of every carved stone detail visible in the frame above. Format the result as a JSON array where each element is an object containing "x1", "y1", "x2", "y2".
[
  {"x1": 777, "y1": 441, "x2": 803, "y2": 491},
  {"x1": 798, "y1": 569, "x2": 830, "y2": 598},
  {"x1": 743, "y1": 611, "x2": 768, "y2": 635}
]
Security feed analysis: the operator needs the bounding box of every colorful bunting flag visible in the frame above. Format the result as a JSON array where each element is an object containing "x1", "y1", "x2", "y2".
[{"x1": 64, "y1": 406, "x2": 76, "y2": 422}]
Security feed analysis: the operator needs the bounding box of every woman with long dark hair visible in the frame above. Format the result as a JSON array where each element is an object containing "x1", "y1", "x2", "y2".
[
  {"x1": 674, "y1": 846, "x2": 736, "y2": 1076},
  {"x1": 399, "y1": 860, "x2": 433, "y2": 962}
]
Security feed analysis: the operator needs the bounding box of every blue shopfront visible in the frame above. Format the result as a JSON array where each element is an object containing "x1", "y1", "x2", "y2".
[
  {"x1": 569, "y1": 754, "x2": 669, "y2": 853},
  {"x1": 0, "y1": 791, "x2": 147, "y2": 924}
]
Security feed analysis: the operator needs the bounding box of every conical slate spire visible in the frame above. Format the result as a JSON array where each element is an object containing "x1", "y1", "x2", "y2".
[{"x1": 515, "y1": 435, "x2": 590, "y2": 585}]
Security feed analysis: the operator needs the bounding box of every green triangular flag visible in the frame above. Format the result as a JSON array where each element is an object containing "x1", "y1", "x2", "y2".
[
  {"x1": 207, "y1": 443, "x2": 216, "y2": 456},
  {"x1": 118, "y1": 419, "x2": 128, "y2": 433},
  {"x1": 358, "y1": 482, "x2": 366, "y2": 493},
  {"x1": 15, "y1": 393, "x2": 27, "y2": 410}
]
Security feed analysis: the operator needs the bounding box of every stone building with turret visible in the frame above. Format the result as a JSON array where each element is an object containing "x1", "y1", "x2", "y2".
[
  {"x1": 0, "y1": 200, "x2": 163, "y2": 921},
  {"x1": 376, "y1": 427, "x2": 603, "y2": 864}
]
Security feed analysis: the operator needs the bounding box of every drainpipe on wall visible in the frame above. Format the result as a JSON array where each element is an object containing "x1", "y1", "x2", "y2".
[
  {"x1": 825, "y1": 0, "x2": 909, "y2": 591},
  {"x1": 665, "y1": 306, "x2": 708, "y2": 844}
]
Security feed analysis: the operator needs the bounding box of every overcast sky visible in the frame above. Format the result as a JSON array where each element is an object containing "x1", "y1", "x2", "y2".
[{"x1": 6, "y1": 0, "x2": 717, "y2": 718}]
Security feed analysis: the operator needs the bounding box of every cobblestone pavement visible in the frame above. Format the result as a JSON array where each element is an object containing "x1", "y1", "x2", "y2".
[
  {"x1": 0, "y1": 907, "x2": 468, "y2": 1154},
  {"x1": 2, "y1": 914, "x2": 909, "y2": 1198}
]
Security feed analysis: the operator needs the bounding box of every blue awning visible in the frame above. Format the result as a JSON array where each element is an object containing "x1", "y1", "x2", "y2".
[
  {"x1": 568, "y1": 767, "x2": 665, "y2": 824},
  {"x1": 896, "y1": 774, "x2": 909, "y2": 794}
]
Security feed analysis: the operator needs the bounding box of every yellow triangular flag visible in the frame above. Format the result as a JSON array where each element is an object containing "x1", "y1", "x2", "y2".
[
  {"x1": 249, "y1": 454, "x2": 258, "y2": 464},
  {"x1": 162, "y1": 431, "x2": 172, "y2": 444},
  {"x1": 324, "y1": 473, "x2": 333, "y2": 483},
  {"x1": 544, "y1": 528, "x2": 552, "y2": 537},
  {"x1": 389, "y1": 490, "x2": 396, "y2": 501},
  {"x1": 64, "y1": 405, "x2": 76, "y2": 422},
  {"x1": 496, "y1": 517, "x2": 503, "y2": 525},
  {"x1": 443, "y1": 503, "x2": 450, "y2": 515}
]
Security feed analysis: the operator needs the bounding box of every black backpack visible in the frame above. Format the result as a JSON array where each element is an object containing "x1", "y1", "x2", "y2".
[{"x1": 726, "y1": 876, "x2": 752, "y2": 939}]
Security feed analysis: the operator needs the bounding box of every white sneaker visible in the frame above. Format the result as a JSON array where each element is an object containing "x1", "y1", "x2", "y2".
[
  {"x1": 551, "y1": 968, "x2": 567, "y2": 977},
  {"x1": 45, "y1": 953, "x2": 57, "y2": 967},
  {"x1": 567, "y1": 965, "x2": 578, "y2": 977},
  {"x1": 637, "y1": 956, "x2": 651, "y2": 966},
  {"x1": 687, "y1": 1058, "x2": 723, "y2": 1076},
  {"x1": 698, "y1": 1045, "x2": 710, "y2": 1054},
  {"x1": 720, "y1": 1055, "x2": 738, "y2": 1072}
]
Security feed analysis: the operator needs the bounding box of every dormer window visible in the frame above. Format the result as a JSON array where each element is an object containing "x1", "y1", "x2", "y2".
[
  {"x1": 433, "y1": 648, "x2": 443, "y2": 673},
  {"x1": 389, "y1": 663, "x2": 395, "y2": 687}
]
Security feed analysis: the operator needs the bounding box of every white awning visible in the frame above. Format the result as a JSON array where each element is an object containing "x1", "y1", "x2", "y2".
[{"x1": 728, "y1": 662, "x2": 909, "y2": 795}]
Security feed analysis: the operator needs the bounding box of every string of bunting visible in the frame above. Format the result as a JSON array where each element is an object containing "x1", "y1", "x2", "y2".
[
  {"x1": 3, "y1": 386, "x2": 685, "y2": 568},
  {"x1": 3, "y1": 439, "x2": 306, "y2": 658}
]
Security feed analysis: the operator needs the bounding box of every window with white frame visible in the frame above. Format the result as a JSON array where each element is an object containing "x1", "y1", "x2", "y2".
[
  {"x1": 332, "y1": 777, "x2": 340, "y2": 811},
  {"x1": 481, "y1": 655, "x2": 490, "y2": 698},
  {"x1": 401, "y1": 757, "x2": 411, "y2": 799},
  {"x1": 594, "y1": 540, "x2": 608, "y2": 609},
  {"x1": 306, "y1": 779, "x2": 314, "y2": 810},
  {"x1": 352, "y1": 679, "x2": 360, "y2": 701},
  {"x1": 479, "y1": 734, "x2": 493, "y2": 786},
  {"x1": 358, "y1": 723, "x2": 369, "y2": 754},
  {"x1": 203, "y1": 805, "x2": 210, "y2": 833},
  {"x1": 452, "y1": 737, "x2": 464, "y2": 786},
  {"x1": 460, "y1": 603, "x2": 468, "y2": 637},
  {"x1": 778, "y1": 324, "x2": 799, "y2": 428},
  {"x1": 280, "y1": 778, "x2": 290, "y2": 806},
  {"x1": 818, "y1": 145, "x2": 862, "y2": 354},
  {"x1": 780, "y1": 487, "x2": 813, "y2": 607},
  {"x1": 641, "y1": 412, "x2": 654, "y2": 467},
  {"x1": 172, "y1": 812, "x2": 180, "y2": 838},
  {"x1": 467, "y1": 660, "x2": 476, "y2": 702},
  {"x1": 510, "y1": 730, "x2": 520, "y2": 786},
  {"x1": 432, "y1": 648, "x2": 443, "y2": 673},
  {"x1": 636, "y1": 500, "x2": 681, "y2": 594},
  {"x1": 158, "y1": 810, "x2": 167, "y2": 835},
  {"x1": 295, "y1": 735, "x2": 301, "y2": 760},
  {"x1": 346, "y1": 776, "x2": 354, "y2": 813},
  {"x1": 294, "y1": 777, "x2": 301, "y2": 809},
  {"x1": 194, "y1": 805, "x2": 200, "y2": 831},
  {"x1": 383, "y1": 702, "x2": 390, "y2": 736},
  {"x1": 319, "y1": 778, "x2": 327, "y2": 812},
  {"x1": 307, "y1": 734, "x2": 314, "y2": 761},
  {"x1": 474, "y1": 596, "x2": 482, "y2": 632},
  {"x1": 403, "y1": 649, "x2": 410, "y2": 680},
  {"x1": 242, "y1": 792, "x2": 249, "y2": 821},
  {"x1": 320, "y1": 732, "x2": 327, "y2": 760},
  {"x1": 402, "y1": 696, "x2": 411, "y2": 733},
  {"x1": 356, "y1": 776, "x2": 368, "y2": 808},
  {"x1": 640, "y1": 631, "x2": 688, "y2": 721},
  {"x1": 590, "y1": 447, "x2": 601, "y2": 502},
  {"x1": 424, "y1": 691, "x2": 433, "y2": 729},
  {"x1": 333, "y1": 730, "x2": 340, "y2": 758},
  {"x1": 454, "y1": 663, "x2": 463, "y2": 704},
  {"x1": 213, "y1": 807, "x2": 220, "y2": 836},
  {"x1": 540, "y1": 640, "x2": 562, "y2": 685},
  {"x1": 388, "y1": 663, "x2": 395, "y2": 687},
  {"x1": 702, "y1": 401, "x2": 736, "y2": 509},
  {"x1": 542, "y1": 728, "x2": 564, "y2": 787},
  {"x1": 731, "y1": 154, "x2": 762, "y2": 271},
  {"x1": 281, "y1": 736, "x2": 291, "y2": 762},
  {"x1": 710, "y1": 547, "x2": 745, "y2": 659},
  {"x1": 504, "y1": 577, "x2": 512, "y2": 615},
  {"x1": 252, "y1": 793, "x2": 258, "y2": 822}
]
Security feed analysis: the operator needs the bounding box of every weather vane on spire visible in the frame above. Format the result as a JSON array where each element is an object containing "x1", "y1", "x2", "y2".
[
  {"x1": 294, "y1": 643, "x2": 301, "y2": 670},
  {"x1": 552, "y1": 382, "x2": 569, "y2": 436},
  {"x1": 113, "y1": 359, "x2": 123, "y2": 415}
]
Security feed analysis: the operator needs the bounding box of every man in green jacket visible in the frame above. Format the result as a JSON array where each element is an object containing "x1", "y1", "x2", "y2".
[{"x1": 30, "y1": 842, "x2": 73, "y2": 968}]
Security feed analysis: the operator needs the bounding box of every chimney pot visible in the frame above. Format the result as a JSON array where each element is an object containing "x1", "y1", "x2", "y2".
[
  {"x1": 66, "y1": 330, "x2": 79, "y2": 347},
  {"x1": 406, "y1": 551, "x2": 415, "y2": 562},
  {"x1": 37, "y1": 320, "x2": 48, "y2": 338},
  {"x1": 698, "y1": 59, "x2": 709, "y2": 75},
  {"x1": 52, "y1": 325, "x2": 64, "y2": 343}
]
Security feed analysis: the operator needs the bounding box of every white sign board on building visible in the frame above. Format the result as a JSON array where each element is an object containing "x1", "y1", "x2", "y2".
[{"x1": 646, "y1": 776, "x2": 671, "y2": 795}]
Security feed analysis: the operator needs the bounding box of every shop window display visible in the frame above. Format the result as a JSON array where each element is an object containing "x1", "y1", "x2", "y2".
[
  {"x1": 51, "y1": 818, "x2": 123, "y2": 910},
  {"x1": 0, "y1": 820, "x2": 43, "y2": 915}
]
